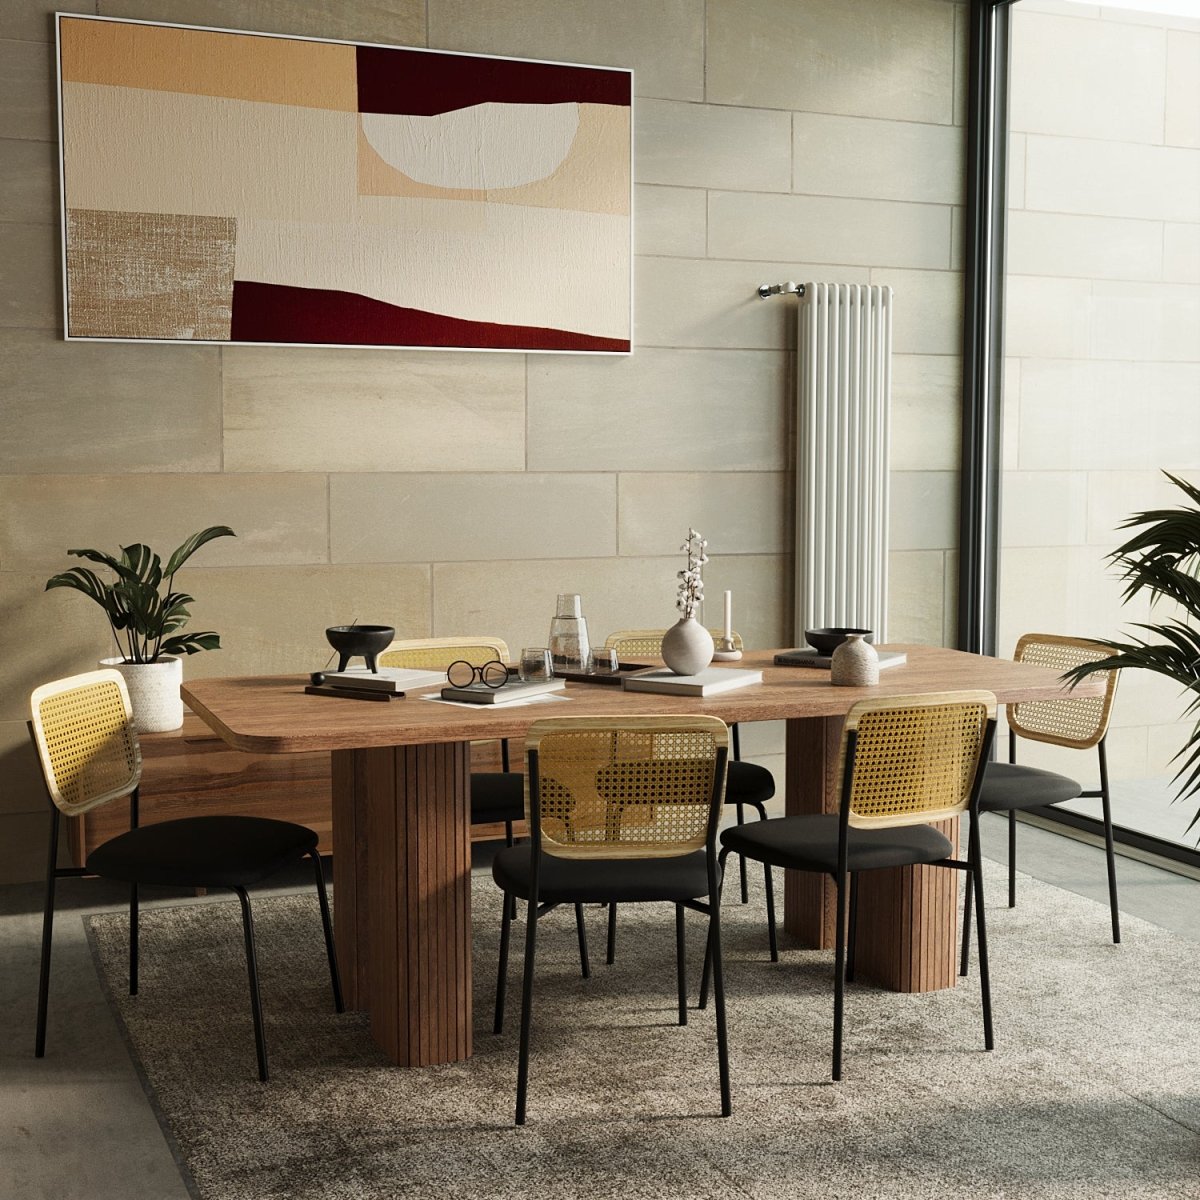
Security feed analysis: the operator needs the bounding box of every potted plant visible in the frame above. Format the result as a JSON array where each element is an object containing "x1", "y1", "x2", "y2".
[
  {"x1": 45, "y1": 526, "x2": 236, "y2": 732},
  {"x1": 1065, "y1": 472, "x2": 1200, "y2": 837}
]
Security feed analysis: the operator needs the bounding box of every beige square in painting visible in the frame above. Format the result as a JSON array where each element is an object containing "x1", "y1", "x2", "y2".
[{"x1": 66, "y1": 209, "x2": 235, "y2": 340}]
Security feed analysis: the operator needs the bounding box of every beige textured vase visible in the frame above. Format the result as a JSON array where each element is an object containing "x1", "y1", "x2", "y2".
[
  {"x1": 661, "y1": 617, "x2": 715, "y2": 676},
  {"x1": 830, "y1": 634, "x2": 879, "y2": 687},
  {"x1": 100, "y1": 655, "x2": 184, "y2": 732}
]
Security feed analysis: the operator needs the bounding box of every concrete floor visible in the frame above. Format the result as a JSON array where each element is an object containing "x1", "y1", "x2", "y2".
[{"x1": 2, "y1": 815, "x2": 1198, "y2": 1200}]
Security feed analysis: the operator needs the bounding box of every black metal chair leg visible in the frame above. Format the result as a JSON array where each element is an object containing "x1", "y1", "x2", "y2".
[
  {"x1": 35, "y1": 809, "x2": 60, "y2": 1058},
  {"x1": 606, "y1": 902, "x2": 617, "y2": 965},
  {"x1": 1008, "y1": 809, "x2": 1017, "y2": 908},
  {"x1": 515, "y1": 900, "x2": 539, "y2": 1125},
  {"x1": 736, "y1": 803, "x2": 749, "y2": 903},
  {"x1": 832, "y1": 868, "x2": 848, "y2": 1081},
  {"x1": 699, "y1": 847, "x2": 730, "y2": 1010},
  {"x1": 764, "y1": 859, "x2": 778, "y2": 963},
  {"x1": 494, "y1": 889, "x2": 513, "y2": 1035},
  {"x1": 960, "y1": 814, "x2": 974, "y2": 977},
  {"x1": 1098, "y1": 741, "x2": 1121, "y2": 943},
  {"x1": 574, "y1": 903, "x2": 590, "y2": 979},
  {"x1": 969, "y1": 822, "x2": 994, "y2": 1051},
  {"x1": 309, "y1": 851, "x2": 343, "y2": 1013},
  {"x1": 129, "y1": 882, "x2": 139, "y2": 995},
  {"x1": 845, "y1": 872, "x2": 859, "y2": 984},
  {"x1": 504, "y1": 822, "x2": 518, "y2": 921},
  {"x1": 706, "y1": 886, "x2": 732, "y2": 1117},
  {"x1": 235, "y1": 888, "x2": 269, "y2": 1083},
  {"x1": 675, "y1": 904, "x2": 687, "y2": 1026}
]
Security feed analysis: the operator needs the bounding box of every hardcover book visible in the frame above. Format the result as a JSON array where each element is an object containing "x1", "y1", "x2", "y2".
[
  {"x1": 773, "y1": 649, "x2": 908, "y2": 671},
  {"x1": 439, "y1": 678, "x2": 566, "y2": 705},
  {"x1": 321, "y1": 667, "x2": 447, "y2": 693},
  {"x1": 621, "y1": 667, "x2": 763, "y2": 697}
]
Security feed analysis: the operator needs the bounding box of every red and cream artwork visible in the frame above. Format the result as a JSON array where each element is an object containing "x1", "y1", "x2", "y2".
[{"x1": 57, "y1": 16, "x2": 632, "y2": 353}]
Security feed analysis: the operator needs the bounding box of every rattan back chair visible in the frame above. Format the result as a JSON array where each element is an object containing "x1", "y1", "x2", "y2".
[
  {"x1": 491, "y1": 714, "x2": 732, "y2": 1124},
  {"x1": 29, "y1": 670, "x2": 342, "y2": 1081},
  {"x1": 707, "y1": 691, "x2": 997, "y2": 1081},
  {"x1": 602, "y1": 629, "x2": 777, "y2": 960},
  {"x1": 961, "y1": 634, "x2": 1122, "y2": 974}
]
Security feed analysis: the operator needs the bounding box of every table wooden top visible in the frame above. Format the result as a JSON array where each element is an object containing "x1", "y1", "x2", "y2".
[{"x1": 181, "y1": 645, "x2": 1104, "y2": 755}]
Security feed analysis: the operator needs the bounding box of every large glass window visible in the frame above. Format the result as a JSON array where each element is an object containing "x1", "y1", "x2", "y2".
[{"x1": 998, "y1": 0, "x2": 1200, "y2": 848}]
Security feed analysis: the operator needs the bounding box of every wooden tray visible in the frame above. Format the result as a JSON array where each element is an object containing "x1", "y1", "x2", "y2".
[{"x1": 555, "y1": 662, "x2": 652, "y2": 686}]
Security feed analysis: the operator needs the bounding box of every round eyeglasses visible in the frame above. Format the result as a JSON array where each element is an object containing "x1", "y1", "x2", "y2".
[{"x1": 446, "y1": 658, "x2": 510, "y2": 689}]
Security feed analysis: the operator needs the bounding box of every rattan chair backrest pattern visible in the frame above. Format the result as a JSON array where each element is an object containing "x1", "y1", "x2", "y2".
[
  {"x1": 840, "y1": 691, "x2": 996, "y2": 830},
  {"x1": 603, "y1": 629, "x2": 744, "y2": 657},
  {"x1": 378, "y1": 636, "x2": 510, "y2": 671},
  {"x1": 29, "y1": 670, "x2": 142, "y2": 816},
  {"x1": 1006, "y1": 633, "x2": 1118, "y2": 750},
  {"x1": 526, "y1": 715, "x2": 729, "y2": 860}
]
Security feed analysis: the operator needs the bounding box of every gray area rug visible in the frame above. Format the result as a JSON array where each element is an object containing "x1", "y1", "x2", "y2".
[{"x1": 86, "y1": 861, "x2": 1200, "y2": 1200}]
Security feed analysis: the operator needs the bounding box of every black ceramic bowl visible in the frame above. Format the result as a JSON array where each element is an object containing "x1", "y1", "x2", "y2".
[
  {"x1": 325, "y1": 624, "x2": 395, "y2": 672},
  {"x1": 805, "y1": 627, "x2": 873, "y2": 656}
]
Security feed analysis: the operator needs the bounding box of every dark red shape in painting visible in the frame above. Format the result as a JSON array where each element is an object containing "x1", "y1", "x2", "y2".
[
  {"x1": 229, "y1": 281, "x2": 629, "y2": 352},
  {"x1": 355, "y1": 45, "x2": 630, "y2": 116}
]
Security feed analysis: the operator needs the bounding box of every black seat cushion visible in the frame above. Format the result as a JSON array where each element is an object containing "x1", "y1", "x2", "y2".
[
  {"x1": 470, "y1": 772, "x2": 525, "y2": 824},
  {"x1": 720, "y1": 813, "x2": 954, "y2": 874},
  {"x1": 493, "y1": 844, "x2": 711, "y2": 903},
  {"x1": 86, "y1": 815, "x2": 318, "y2": 889},
  {"x1": 980, "y1": 761, "x2": 1082, "y2": 812},
  {"x1": 726, "y1": 760, "x2": 776, "y2": 808}
]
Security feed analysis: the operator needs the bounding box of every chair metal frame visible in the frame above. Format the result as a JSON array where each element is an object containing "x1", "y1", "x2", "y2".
[
  {"x1": 961, "y1": 633, "x2": 1122, "y2": 973},
  {"x1": 29, "y1": 670, "x2": 342, "y2": 1082},
  {"x1": 602, "y1": 629, "x2": 776, "y2": 963},
  {"x1": 701, "y1": 691, "x2": 998, "y2": 1081},
  {"x1": 492, "y1": 714, "x2": 732, "y2": 1124}
]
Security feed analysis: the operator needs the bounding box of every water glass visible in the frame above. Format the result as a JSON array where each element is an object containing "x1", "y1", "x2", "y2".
[
  {"x1": 590, "y1": 647, "x2": 620, "y2": 675},
  {"x1": 519, "y1": 647, "x2": 554, "y2": 683}
]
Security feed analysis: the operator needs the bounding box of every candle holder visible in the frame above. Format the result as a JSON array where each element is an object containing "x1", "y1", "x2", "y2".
[{"x1": 712, "y1": 635, "x2": 742, "y2": 661}]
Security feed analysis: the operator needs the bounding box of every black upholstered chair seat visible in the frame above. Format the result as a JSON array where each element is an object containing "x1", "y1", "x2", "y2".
[
  {"x1": 726, "y1": 760, "x2": 775, "y2": 808},
  {"x1": 470, "y1": 771, "x2": 525, "y2": 824},
  {"x1": 493, "y1": 844, "x2": 710, "y2": 904},
  {"x1": 721, "y1": 813, "x2": 954, "y2": 875},
  {"x1": 979, "y1": 761, "x2": 1082, "y2": 812},
  {"x1": 86, "y1": 815, "x2": 318, "y2": 889}
]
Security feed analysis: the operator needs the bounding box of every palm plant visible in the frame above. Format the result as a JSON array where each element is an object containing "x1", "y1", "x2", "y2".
[
  {"x1": 45, "y1": 526, "x2": 236, "y2": 664},
  {"x1": 1064, "y1": 473, "x2": 1200, "y2": 834}
]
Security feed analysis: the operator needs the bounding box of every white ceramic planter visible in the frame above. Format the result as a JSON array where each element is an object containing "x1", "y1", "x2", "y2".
[
  {"x1": 100, "y1": 655, "x2": 184, "y2": 732},
  {"x1": 661, "y1": 617, "x2": 715, "y2": 676}
]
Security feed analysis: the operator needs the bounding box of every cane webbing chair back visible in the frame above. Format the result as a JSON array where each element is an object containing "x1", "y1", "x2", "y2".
[
  {"x1": 604, "y1": 630, "x2": 744, "y2": 657},
  {"x1": 30, "y1": 670, "x2": 142, "y2": 816},
  {"x1": 526, "y1": 715, "x2": 728, "y2": 861},
  {"x1": 1006, "y1": 634, "x2": 1118, "y2": 751},
  {"x1": 379, "y1": 636, "x2": 510, "y2": 671},
  {"x1": 840, "y1": 691, "x2": 995, "y2": 830}
]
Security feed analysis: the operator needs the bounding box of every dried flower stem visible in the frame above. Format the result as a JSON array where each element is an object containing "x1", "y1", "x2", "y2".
[{"x1": 676, "y1": 527, "x2": 709, "y2": 620}]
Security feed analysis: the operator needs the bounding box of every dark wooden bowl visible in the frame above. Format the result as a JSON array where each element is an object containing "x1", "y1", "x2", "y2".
[
  {"x1": 804, "y1": 627, "x2": 873, "y2": 656},
  {"x1": 325, "y1": 624, "x2": 395, "y2": 672}
]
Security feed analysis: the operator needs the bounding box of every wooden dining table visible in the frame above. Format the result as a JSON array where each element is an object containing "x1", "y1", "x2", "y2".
[{"x1": 181, "y1": 644, "x2": 1100, "y2": 1069}]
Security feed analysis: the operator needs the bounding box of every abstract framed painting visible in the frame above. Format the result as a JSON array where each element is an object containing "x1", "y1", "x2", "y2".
[{"x1": 55, "y1": 14, "x2": 632, "y2": 353}]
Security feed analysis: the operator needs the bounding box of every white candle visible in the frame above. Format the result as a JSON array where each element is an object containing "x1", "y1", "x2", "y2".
[{"x1": 723, "y1": 590, "x2": 732, "y2": 641}]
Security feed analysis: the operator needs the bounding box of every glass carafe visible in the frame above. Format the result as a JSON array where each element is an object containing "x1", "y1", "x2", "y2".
[{"x1": 548, "y1": 593, "x2": 591, "y2": 673}]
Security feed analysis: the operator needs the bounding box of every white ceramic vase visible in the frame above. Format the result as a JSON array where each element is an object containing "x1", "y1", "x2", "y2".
[
  {"x1": 830, "y1": 634, "x2": 879, "y2": 687},
  {"x1": 100, "y1": 655, "x2": 184, "y2": 732},
  {"x1": 661, "y1": 617, "x2": 715, "y2": 676}
]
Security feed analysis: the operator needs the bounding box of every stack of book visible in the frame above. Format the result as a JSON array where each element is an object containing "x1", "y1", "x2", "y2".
[
  {"x1": 305, "y1": 666, "x2": 446, "y2": 701},
  {"x1": 439, "y1": 678, "x2": 566, "y2": 704},
  {"x1": 621, "y1": 666, "x2": 763, "y2": 697}
]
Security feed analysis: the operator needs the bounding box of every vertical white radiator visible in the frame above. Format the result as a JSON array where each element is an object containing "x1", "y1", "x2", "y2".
[{"x1": 795, "y1": 283, "x2": 893, "y2": 641}]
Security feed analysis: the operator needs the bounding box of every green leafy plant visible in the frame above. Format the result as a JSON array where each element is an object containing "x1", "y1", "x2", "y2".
[
  {"x1": 45, "y1": 526, "x2": 236, "y2": 664},
  {"x1": 1064, "y1": 473, "x2": 1200, "y2": 834}
]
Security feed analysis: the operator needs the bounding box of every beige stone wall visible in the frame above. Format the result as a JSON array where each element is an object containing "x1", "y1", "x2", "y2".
[
  {"x1": 1000, "y1": 0, "x2": 1200, "y2": 790},
  {"x1": 0, "y1": 0, "x2": 967, "y2": 881}
]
